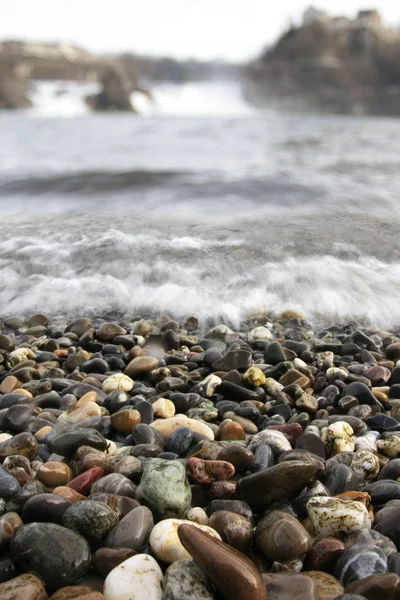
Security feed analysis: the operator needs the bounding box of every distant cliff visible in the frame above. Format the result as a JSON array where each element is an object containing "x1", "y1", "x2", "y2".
[{"x1": 244, "y1": 11, "x2": 400, "y2": 115}]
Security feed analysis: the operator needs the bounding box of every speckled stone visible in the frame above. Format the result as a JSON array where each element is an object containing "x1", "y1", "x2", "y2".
[
  {"x1": 136, "y1": 458, "x2": 191, "y2": 519},
  {"x1": 322, "y1": 422, "x2": 356, "y2": 456},
  {"x1": 0, "y1": 466, "x2": 20, "y2": 500},
  {"x1": 307, "y1": 496, "x2": 371, "y2": 537},
  {"x1": 11, "y1": 523, "x2": 91, "y2": 592},
  {"x1": 350, "y1": 450, "x2": 380, "y2": 481},
  {"x1": 163, "y1": 560, "x2": 215, "y2": 600},
  {"x1": 63, "y1": 500, "x2": 119, "y2": 543},
  {"x1": 0, "y1": 432, "x2": 39, "y2": 460},
  {"x1": 49, "y1": 587, "x2": 104, "y2": 600},
  {"x1": 187, "y1": 457, "x2": 235, "y2": 484},
  {"x1": 0, "y1": 573, "x2": 48, "y2": 600}
]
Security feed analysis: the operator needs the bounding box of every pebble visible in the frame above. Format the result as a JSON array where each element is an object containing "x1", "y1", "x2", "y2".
[
  {"x1": 103, "y1": 554, "x2": 163, "y2": 600},
  {"x1": 307, "y1": 497, "x2": 371, "y2": 537},
  {"x1": 4, "y1": 312, "x2": 400, "y2": 597},
  {"x1": 255, "y1": 509, "x2": 312, "y2": 561},
  {"x1": 136, "y1": 458, "x2": 191, "y2": 518},
  {"x1": 0, "y1": 573, "x2": 48, "y2": 600},
  {"x1": 149, "y1": 518, "x2": 221, "y2": 562},
  {"x1": 104, "y1": 505, "x2": 154, "y2": 550},
  {"x1": 163, "y1": 559, "x2": 214, "y2": 600},
  {"x1": 11, "y1": 522, "x2": 91, "y2": 591},
  {"x1": 178, "y1": 523, "x2": 267, "y2": 600}
]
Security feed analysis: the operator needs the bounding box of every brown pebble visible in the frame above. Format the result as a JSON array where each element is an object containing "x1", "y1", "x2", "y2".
[
  {"x1": 0, "y1": 375, "x2": 21, "y2": 394},
  {"x1": 0, "y1": 573, "x2": 48, "y2": 600},
  {"x1": 110, "y1": 409, "x2": 141, "y2": 434},
  {"x1": 37, "y1": 462, "x2": 72, "y2": 487},
  {"x1": 304, "y1": 537, "x2": 347, "y2": 573},
  {"x1": 178, "y1": 523, "x2": 267, "y2": 600},
  {"x1": 53, "y1": 486, "x2": 86, "y2": 503},
  {"x1": 49, "y1": 586, "x2": 104, "y2": 600},
  {"x1": 219, "y1": 420, "x2": 246, "y2": 441},
  {"x1": 187, "y1": 457, "x2": 235, "y2": 484},
  {"x1": 93, "y1": 547, "x2": 136, "y2": 577},
  {"x1": 345, "y1": 572, "x2": 400, "y2": 599}
]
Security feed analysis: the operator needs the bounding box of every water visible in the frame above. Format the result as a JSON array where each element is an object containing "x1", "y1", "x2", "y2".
[{"x1": 1, "y1": 80, "x2": 400, "y2": 327}]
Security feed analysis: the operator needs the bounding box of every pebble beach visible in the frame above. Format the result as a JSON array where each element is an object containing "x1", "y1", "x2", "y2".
[{"x1": 1, "y1": 311, "x2": 400, "y2": 599}]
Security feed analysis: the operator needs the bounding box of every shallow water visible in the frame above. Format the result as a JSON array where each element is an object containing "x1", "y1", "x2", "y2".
[{"x1": 1, "y1": 81, "x2": 400, "y2": 327}]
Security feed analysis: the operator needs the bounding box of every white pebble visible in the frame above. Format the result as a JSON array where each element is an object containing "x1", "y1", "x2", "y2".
[
  {"x1": 103, "y1": 554, "x2": 163, "y2": 600},
  {"x1": 149, "y1": 518, "x2": 221, "y2": 563}
]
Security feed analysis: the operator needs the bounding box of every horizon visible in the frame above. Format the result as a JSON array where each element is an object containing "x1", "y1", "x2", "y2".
[{"x1": 2, "y1": 0, "x2": 399, "y2": 62}]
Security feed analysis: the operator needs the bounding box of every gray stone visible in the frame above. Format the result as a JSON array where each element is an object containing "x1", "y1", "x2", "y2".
[
  {"x1": 136, "y1": 458, "x2": 191, "y2": 518},
  {"x1": 164, "y1": 559, "x2": 215, "y2": 600}
]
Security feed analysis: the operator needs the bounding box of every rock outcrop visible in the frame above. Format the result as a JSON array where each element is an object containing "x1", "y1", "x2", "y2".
[{"x1": 86, "y1": 67, "x2": 135, "y2": 112}]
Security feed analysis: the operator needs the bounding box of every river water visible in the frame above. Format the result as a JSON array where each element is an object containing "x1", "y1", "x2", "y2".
[{"x1": 0, "y1": 80, "x2": 399, "y2": 327}]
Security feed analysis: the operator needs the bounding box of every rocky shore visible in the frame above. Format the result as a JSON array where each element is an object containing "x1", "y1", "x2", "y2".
[{"x1": 1, "y1": 311, "x2": 400, "y2": 598}]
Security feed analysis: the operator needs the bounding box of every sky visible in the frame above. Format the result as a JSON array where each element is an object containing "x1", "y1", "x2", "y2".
[{"x1": 3, "y1": 0, "x2": 399, "y2": 61}]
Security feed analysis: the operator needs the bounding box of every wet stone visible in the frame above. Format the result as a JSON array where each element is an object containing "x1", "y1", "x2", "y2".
[
  {"x1": 63, "y1": 500, "x2": 119, "y2": 543},
  {"x1": 104, "y1": 505, "x2": 154, "y2": 550},
  {"x1": 136, "y1": 458, "x2": 191, "y2": 518},
  {"x1": 22, "y1": 493, "x2": 72, "y2": 524},
  {"x1": 255, "y1": 510, "x2": 312, "y2": 562},
  {"x1": 11, "y1": 522, "x2": 91, "y2": 592},
  {"x1": 334, "y1": 543, "x2": 388, "y2": 586}
]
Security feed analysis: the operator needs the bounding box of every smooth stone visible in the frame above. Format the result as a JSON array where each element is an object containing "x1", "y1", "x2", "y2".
[
  {"x1": 53, "y1": 486, "x2": 86, "y2": 503},
  {"x1": 0, "y1": 573, "x2": 48, "y2": 600},
  {"x1": 185, "y1": 507, "x2": 209, "y2": 525},
  {"x1": 7, "y1": 480, "x2": 47, "y2": 511},
  {"x1": 0, "y1": 467, "x2": 20, "y2": 500},
  {"x1": 22, "y1": 493, "x2": 72, "y2": 524},
  {"x1": 304, "y1": 537, "x2": 347, "y2": 573},
  {"x1": 178, "y1": 523, "x2": 267, "y2": 600},
  {"x1": 165, "y1": 427, "x2": 193, "y2": 455},
  {"x1": 111, "y1": 454, "x2": 142, "y2": 480},
  {"x1": 323, "y1": 463, "x2": 361, "y2": 496},
  {"x1": 248, "y1": 429, "x2": 292, "y2": 456},
  {"x1": 237, "y1": 460, "x2": 320, "y2": 508},
  {"x1": 136, "y1": 458, "x2": 191, "y2": 519},
  {"x1": 365, "y1": 480, "x2": 400, "y2": 506},
  {"x1": 254, "y1": 444, "x2": 274, "y2": 472},
  {"x1": 208, "y1": 510, "x2": 252, "y2": 552},
  {"x1": 63, "y1": 500, "x2": 119, "y2": 543},
  {"x1": 217, "y1": 445, "x2": 254, "y2": 473},
  {"x1": 255, "y1": 510, "x2": 312, "y2": 562},
  {"x1": 110, "y1": 409, "x2": 141, "y2": 434},
  {"x1": 374, "y1": 502, "x2": 400, "y2": 547},
  {"x1": 103, "y1": 554, "x2": 163, "y2": 600},
  {"x1": 0, "y1": 432, "x2": 39, "y2": 460},
  {"x1": 345, "y1": 528, "x2": 397, "y2": 557},
  {"x1": 262, "y1": 573, "x2": 316, "y2": 600},
  {"x1": 11, "y1": 523, "x2": 91, "y2": 592},
  {"x1": 334, "y1": 543, "x2": 388, "y2": 586},
  {"x1": 93, "y1": 547, "x2": 136, "y2": 578},
  {"x1": 307, "y1": 497, "x2": 371, "y2": 537},
  {"x1": 0, "y1": 555, "x2": 17, "y2": 585},
  {"x1": 163, "y1": 559, "x2": 214, "y2": 600},
  {"x1": 378, "y1": 458, "x2": 400, "y2": 480},
  {"x1": 150, "y1": 518, "x2": 221, "y2": 563},
  {"x1": 49, "y1": 429, "x2": 107, "y2": 458},
  {"x1": 212, "y1": 349, "x2": 252, "y2": 372},
  {"x1": 152, "y1": 398, "x2": 176, "y2": 418},
  {"x1": 102, "y1": 373, "x2": 134, "y2": 393},
  {"x1": 151, "y1": 415, "x2": 215, "y2": 440},
  {"x1": 98, "y1": 322, "x2": 126, "y2": 341},
  {"x1": 296, "y1": 433, "x2": 327, "y2": 459},
  {"x1": 0, "y1": 512, "x2": 23, "y2": 550},
  {"x1": 219, "y1": 420, "x2": 246, "y2": 441},
  {"x1": 37, "y1": 462, "x2": 72, "y2": 487},
  {"x1": 345, "y1": 573, "x2": 400, "y2": 599},
  {"x1": 49, "y1": 586, "x2": 104, "y2": 599},
  {"x1": 89, "y1": 472, "x2": 136, "y2": 497},
  {"x1": 67, "y1": 466, "x2": 105, "y2": 495},
  {"x1": 104, "y1": 505, "x2": 154, "y2": 550},
  {"x1": 124, "y1": 356, "x2": 159, "y2": 379}
]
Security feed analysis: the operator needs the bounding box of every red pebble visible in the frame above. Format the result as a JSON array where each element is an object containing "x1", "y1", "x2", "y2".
[
  {"x1": 67, "y1": 466, "x2": 104, "y2": 495},
  {"x1": 187, "y1": 457, "x2": 235, "y2": 485}
]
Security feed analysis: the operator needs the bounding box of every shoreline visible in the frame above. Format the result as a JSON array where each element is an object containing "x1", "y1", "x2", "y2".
[{"x1": 1, "y1": 310, "x2": 400, "y2": 597}]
